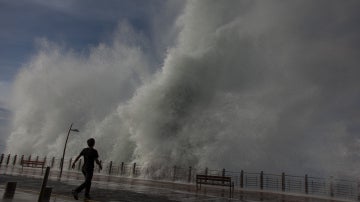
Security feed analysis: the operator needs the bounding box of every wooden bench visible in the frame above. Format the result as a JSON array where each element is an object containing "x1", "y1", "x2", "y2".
[
  {"x1": 196, "y1": 174, "x2": 234, "y2": 193},
  {"x1": 21, "y1": 159, "x2": 45, "y2": 169}
]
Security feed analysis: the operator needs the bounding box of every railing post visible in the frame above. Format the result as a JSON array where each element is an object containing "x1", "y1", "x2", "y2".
[
  {"x1": 204, "y1": 167, "x2": 208, "y2": 183},
  {"x1": 132, "y1": 163, "x2": 136, "y2": 176},
  {"x1": 43, "y1": 156, "x2": 47, "y2": 166},
  {"x1": 109, "y1": 161, "x2": 113, "y2": 175},
  {"x1": 173, "y1": 166, "x2": 177, "y2": 181},
  {"x1": 42, "y1": 187, "x2": 52, "y2": 202},
  {"x1": 51, "y1": 157, "x2": 55, "y2": 168},
  {"x1": 20, "y1": 155, "x2": 24, "y2": 165},
  {"x1": 38, "y1": 167, "x2": 50, "y2": 202},
  {"x1": 260, "y1": 171, "x2": 264, "y2": 190},
  {"x1": 305, "y1": 174, "x2": 308, "y2": 194},
  {"x1": 330, "y1": 176, "x2": 334, "y2": 197},
  {"x1": 3, "y1": 182, "x2": 17, "y2": 199},
  {"x1": 35, "y1": 156, "x2": 39, "y2": 168},
  {"x1": 12, "y1": 155, "x2": 17, "y2": 166},
  {"x1": 6, "y1": 154, "x2": 10, "y2": 166},
  {"x1": 188, "y1": 166, "x2": 192, "y2": 183},
  {"x1": 281, "y1": 172, "x2": 285, "y2": 192},
  {"x1": 68, "y1": 158, "x2": 72, "y2": 170},
  {"x1": 120, "y1": 162, "x2": 124, "y2": 175},
  {"x1": 59, "y1": 158, "x2": 63, "y2": 170},
  {"x1": 222, "y1": 168, "x2": 226, "y2": 185},
  {"x1": 0, "y1": 153, "x2": 4, "y2": 165},
  {"x1": 28, "y1": 155, "x2": 31, "y2": 161},
  {"x1": 240, "y1": 170, "x2": 244, "y2": 188},
  {"x1": 357, "y1": 181, "x2": 360, "y2": 201}
]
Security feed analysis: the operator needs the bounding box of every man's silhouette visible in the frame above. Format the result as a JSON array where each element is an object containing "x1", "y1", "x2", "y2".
[{"x1": 71, "y1": 138, "x2": 102, "y2": 200}]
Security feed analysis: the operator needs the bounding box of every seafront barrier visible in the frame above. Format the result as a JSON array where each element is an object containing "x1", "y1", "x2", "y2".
[{"x1": 0, "y1": 153, "x2": 358, "y2": 201}]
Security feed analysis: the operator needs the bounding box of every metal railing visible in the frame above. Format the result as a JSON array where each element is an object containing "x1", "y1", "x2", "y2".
[{"x1": 0, "y1": 153, "x2": 359, "y2": 201}]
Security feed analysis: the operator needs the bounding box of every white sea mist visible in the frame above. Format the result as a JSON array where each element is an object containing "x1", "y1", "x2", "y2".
[{"x1": 6, "y1": 1, "x2": 360, "y2": 177}]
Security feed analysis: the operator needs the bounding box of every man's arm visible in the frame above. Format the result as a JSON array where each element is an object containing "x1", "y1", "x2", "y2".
[
  {"x1": 95, "y1": 158, "x2": 102, "y2": 170},
  {"x1": 71, "y1": 154, "x2": 82, "y2": 169},
  {"x1": 95, "y1": 150, "x2": 102, "y2": 170}
]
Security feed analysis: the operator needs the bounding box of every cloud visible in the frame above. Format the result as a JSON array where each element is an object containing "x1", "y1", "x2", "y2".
[{"x1": 27, "y1": 0, "x2": 177, "y2": 22}]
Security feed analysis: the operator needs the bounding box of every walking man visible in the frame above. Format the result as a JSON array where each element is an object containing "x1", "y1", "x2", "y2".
[{"x1": 71, "y1": 138, "x2": 102, "y2": 200}]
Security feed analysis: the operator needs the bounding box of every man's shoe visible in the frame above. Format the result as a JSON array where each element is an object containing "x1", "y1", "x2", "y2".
[
  {"x1": 72, "y1": 190, "x2": 79, "y2": 200},
  {"x1": 85, "y1": 194, "x2": 92, "y2": 200}
]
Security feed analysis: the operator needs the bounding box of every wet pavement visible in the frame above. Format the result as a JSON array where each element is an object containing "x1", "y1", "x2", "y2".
[
  {"x1": 0, "y1": 175, "x2": 178, "y2": 202},
  {"x1": 0, "y1": 166, "x2": 356, "y2": 202},
  {"x1": 0, "y1": 188, "x2": 73, "y2": 202},
  {"x1": 0, "y1": 174, "x2": 239, "y2": 202},
  {"x1": 1, "y1": 174, "x2": 355, "y2": 202}
]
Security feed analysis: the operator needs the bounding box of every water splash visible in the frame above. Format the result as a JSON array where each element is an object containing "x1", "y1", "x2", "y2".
[{"x1": 6, "y1": 1, "x2": 360, "y2": 177}]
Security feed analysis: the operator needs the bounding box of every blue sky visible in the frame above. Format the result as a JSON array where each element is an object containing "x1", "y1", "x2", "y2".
[
  {"x1": 0, "y1": 0, "x2": 172, "y2": 81},
  {"x1": 0, "y1": 0, "x2": 183, "y2": 152}
]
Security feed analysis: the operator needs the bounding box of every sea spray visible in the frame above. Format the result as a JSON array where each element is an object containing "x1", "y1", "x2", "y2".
[{"x1": 6, "y1": 1, "x2": 360, "y2": 177}]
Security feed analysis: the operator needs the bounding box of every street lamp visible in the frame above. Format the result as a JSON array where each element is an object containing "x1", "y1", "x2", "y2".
[{"x1": 59, "y1": 123, "x2": 79, "y2": 180}]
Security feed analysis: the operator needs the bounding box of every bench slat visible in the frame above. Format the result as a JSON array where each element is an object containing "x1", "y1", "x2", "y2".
[
  {"x1": 197, "y1": 175, "x2": 231, "y2": 181},
  {"x1": 21, "y1": 160, "x2": 45, "y2": 168},
  {"x1": 196, "y1": 174, "x2": 234, "y2": 194}
]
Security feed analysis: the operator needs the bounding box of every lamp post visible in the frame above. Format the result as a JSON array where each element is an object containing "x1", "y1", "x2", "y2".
[{"x1": 59, "y1": 123, "x2": 79, "y2": 180}]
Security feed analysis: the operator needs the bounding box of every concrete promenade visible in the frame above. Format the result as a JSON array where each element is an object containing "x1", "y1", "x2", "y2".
[
  {"x1": 1, "y1": 173, "x2": 356, "y2": 202},
  {"x1": 0, "y1": 188, "x2": 72, "y2": 202}
]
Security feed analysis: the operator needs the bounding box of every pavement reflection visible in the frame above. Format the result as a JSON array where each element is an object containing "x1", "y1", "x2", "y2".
[{"x1": 0, "y1": 165, "x2": 351, "y2": 202}]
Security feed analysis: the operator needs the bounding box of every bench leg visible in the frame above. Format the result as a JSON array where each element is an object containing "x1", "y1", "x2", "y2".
[
  {"x1": 228, "y1": 182, "x2": 234, "y2": 197},
  {"x1": 230, "y1": 182, "x2": 234, "y2": 197}
]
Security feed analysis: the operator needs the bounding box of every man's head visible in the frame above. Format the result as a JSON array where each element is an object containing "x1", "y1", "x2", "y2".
[{"x1": 87, "y1": 138, "x2": 95, "y2": 148}]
